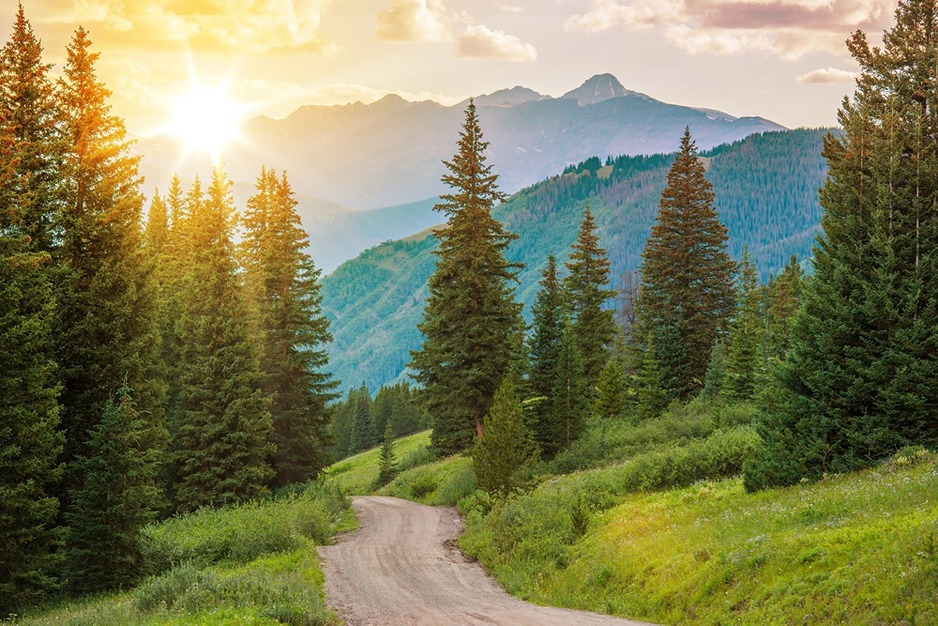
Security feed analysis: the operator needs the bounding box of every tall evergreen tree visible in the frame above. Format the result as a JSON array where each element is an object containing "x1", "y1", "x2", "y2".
[
  {"x1": 410, "y1": 100, "x2": 523, "y2": 455},
  {"x1": 172, "y1": 168, "x2": 274, "y2": 511},
  {"x1": 723, "y1": 248, "x2": 764, "y2": 402},
  {"x1": 527, "y1": 254, "x2": 565, "y2": 452},
  {"x1": 473, "y1": 378, "x2": 538, "y2": 495},
  {"x1": 241, "y1": 167, "x2": 337, "y2": 486},
  {"x1": 55, "y1": 26, "x2": 162, "y2": 505},
  {"x1": 593, "y1": 354, "x2": 629, "y2": 420},
  {"x1": 547, "y1": 320, "x2": 589, "y2": 454},
  {"x1": 635, "y1": 128, "x2": 736, "y2": 401},
  {"x1": 564, "y1": 206, "x2": 616, "y2": 383},
  {"x1": 0, "y1": 236, "x2": 64, "y2": 615},
  {"x1": 0, "y1": 3, "x2": 65, "y2": 252},
  {"x1": 64, "y1": 383, "x2": 165, "y2": 594},
  {"x1": 636, "y1": 332, "x2": 668, "y2": 420},
  {"x1": 348, "y1": 383, "x2": 376, "y2": 455},
  {"x1": 747, "y1": 0, "x2": 938, "y2": 490}
]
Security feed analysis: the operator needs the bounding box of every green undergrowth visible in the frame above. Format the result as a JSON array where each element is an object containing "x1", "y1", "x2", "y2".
[
  {"x1": 327, "y1": 430, "x2": 432, "y2": 494},
  {"x1": 460, "y1": 448, "x2": 938, "y2": 625},
  {"x1": 12, "y1": 481, "x2": 351, "y2": 626}
]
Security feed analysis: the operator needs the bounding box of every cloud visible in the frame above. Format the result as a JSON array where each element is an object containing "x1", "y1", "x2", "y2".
[
  {"x1": 34, "y1": 0, "x2": 335, "y2": 54},
  {"x1": 796, "y1": 67, "x2": 858, "y2": 84},
  {"x1": 458, "y1": 24, "x2": 537, "y2": 62},
  {"x1": 376, "y1": 0, "x2": 451, "y2": 42},
  {"x1": 565, "y1": 0, "x2": 896, "y2": 59}
]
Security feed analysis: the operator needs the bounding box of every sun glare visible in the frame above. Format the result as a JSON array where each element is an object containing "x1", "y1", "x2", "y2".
[{"x1": 169, "y1": 83, "x2": 243, "y2": 161}]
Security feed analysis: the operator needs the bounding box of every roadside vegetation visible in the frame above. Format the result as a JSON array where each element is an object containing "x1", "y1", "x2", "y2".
[{"x1": 8, "y1": 482, "x2": 351, "y2": 626}]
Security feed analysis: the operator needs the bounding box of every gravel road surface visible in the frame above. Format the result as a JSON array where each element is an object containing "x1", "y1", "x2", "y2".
[{"x1": 318, "y1": 495, "x2": 655, "y2": 626}]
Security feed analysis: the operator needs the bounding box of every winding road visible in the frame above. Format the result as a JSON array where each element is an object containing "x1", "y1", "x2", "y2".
[{"x1": 317, "y1": 496, "x2": 655, "y2": 626}]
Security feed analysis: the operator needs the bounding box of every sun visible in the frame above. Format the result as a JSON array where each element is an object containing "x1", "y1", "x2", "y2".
[{"x1": 168, "y1": 82, "x2": 244, "y2": 161}]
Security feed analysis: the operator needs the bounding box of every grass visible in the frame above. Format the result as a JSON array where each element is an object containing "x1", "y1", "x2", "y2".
[
  {"x1": 326, "y1": 430, "x2": 432, "y2": 494},
  {"x1": 459, "y1": 448, "x2": 938, "y2": 626},
  {"x1": 12, "y1": 481, "x2": 351, "y2": 626}
]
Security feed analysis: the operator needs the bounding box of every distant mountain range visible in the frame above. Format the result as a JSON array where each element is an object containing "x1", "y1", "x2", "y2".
[
  {"x1": 320, "y1": 129, "x2": 832, "y2": 392},
  {"x1": 135, "y1": 73, "x2": 784, "y2": 272}
]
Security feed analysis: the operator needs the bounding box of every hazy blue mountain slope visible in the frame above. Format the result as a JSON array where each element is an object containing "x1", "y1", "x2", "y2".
[{"x1": 320, "y1": 129, "x2": 830, "y2": 392}]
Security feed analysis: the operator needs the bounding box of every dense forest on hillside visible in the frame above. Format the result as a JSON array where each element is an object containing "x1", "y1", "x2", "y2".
[{"x1": 322, "y1": 128, "x2": 830, "y2": 391}]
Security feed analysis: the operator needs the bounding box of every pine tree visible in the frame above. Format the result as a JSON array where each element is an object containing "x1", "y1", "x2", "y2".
[
  {"x1": 64, "y1": 382, "x2": 165, "y2": 594},
  {"x1": 701, "y1": 339, "x2": 727, "y2": 401},
  {"x1": 564, "y1": 206, "x2": 616, "y2": 383},
  {"x1": 172, "y1": 168, "x2": 274, "y2": 511},
  {"x1": 527, "y1": 254, "x2": 565, "y2": 453},
  {"x1": 328, "y1": 387, "x2": 356, "y2": 461},
  {"x1": 0, "y1": 3, "x2": 65, "y2": 252},
  {"x1": 375, "y1": 424, "x2": 397, "y2": 488},
  {"x1": 0, "y1": 236, "x2": 64, "y2": 615},
  {"x1": 723, "y1": 248, "x2": 764, "y2": 402},
  {"x1": 241, "y1": 167, "x2": 337, "y2": 486},
  {"x1": 473, "y1": 378, "x2": 538, "y2": 495},
  {"x1": 349, "y1": 383, "x2": 377, "y2": 455},
  {"x1": 593, "y1": 354, "x2": 628, "y2": 420},
  {"x1": 636, "y1": 332, "x2": 668, "y2": 420},
  {"x1": 635, "y1": 128, "x2": 736, "y2": 401},
  {"x1": 548, "y1": 320, "x2": 589, "y2": 453},
  {"x1": 410, "y1": 100, "x2": 523, "y2": 455},
  {"x1": 747, "y1": 0, "x2": 938, "y2": 490},
  {"x1": 55, "y1": 26, "x2": 163, "y2": 508}
]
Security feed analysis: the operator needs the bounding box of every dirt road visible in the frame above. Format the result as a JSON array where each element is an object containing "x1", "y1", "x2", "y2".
[{"x1": 317, "y1": 496, "x2": 654, "y2": 626}]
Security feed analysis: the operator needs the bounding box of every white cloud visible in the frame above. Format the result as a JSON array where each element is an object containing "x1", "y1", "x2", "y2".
[
  {"x1": 565, "y1": 0, "x2": 896, "y2": 59},
  {"x1": 458, "y1": 24, "x2": 537, "y2": 62},
  {"x1": 796, "y1": 67, "x2": 858, "y2": 84},
  {"x1": 376, "y1": 0, "x2": 451, "y2": 42}
]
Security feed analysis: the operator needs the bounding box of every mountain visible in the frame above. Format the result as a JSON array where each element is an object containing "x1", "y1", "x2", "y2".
[
  {"x1": 134, "y1": 74, "x2": 783, "y2": 271},
  {"x1": 320, "y1": 129, "x2": 832, "y2": 392}
]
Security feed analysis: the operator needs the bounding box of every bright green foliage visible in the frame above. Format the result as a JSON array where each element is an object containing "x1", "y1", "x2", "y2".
[
  {"x1": 241, "y1": 167, "x2": 337, "y2": 487},
  {"x1": 635, "y1": 128, "x2": 736, "y2": 401},
  {"x1": 55, "y1": 28, "x2": 163, "y2": 514},
  {"x1": 375, "y1": 424, "x2": 397, "y2": 488},
  {"x1": 172, "y1": 168, "x2": 274, "y2": 512},
  {"x1": 0, "y1": 237, "x2": 64, "y2": 615},
  {"x1": 65, "y1": 383, "x2": 166, "y2": 594},
  {"x1": 636, "y1": 332, "x2": 667, "y2": 420},
  {"x1": 723, "y1": 248, "x2": 765, "y2": 402},
  {"x1": 0, "y1": 4, "x2": 65, "y2": 252},
  {"x1": 748, "y1": 0, "x2": 938, "y2": 490},
  {"x1": 411, "y1": 100, "x2": 523, "y2": 455},
  {"x1": 527, "y1": 254, "x2": 565, "y2": 453},
  {"x1": 473, "y1": 378, "x2": 538, "y2": 495},
  {"x1": 563, "y1": 206, "x2": 616, "y2": 383},
  {"x1": 593, "y1": 355, "x2": 628, "y2": 420},
  {"x1": 349, "y1": 383, "x2": 376, "y2": 455},
  {"x1": 548, "y1": 320, "x2": 589, "y2": 453}
]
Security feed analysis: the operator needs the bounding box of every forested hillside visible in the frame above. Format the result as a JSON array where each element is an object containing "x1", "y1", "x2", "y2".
[{"x1": 322, "y1": 128, "x2": 830, "y2": 391}]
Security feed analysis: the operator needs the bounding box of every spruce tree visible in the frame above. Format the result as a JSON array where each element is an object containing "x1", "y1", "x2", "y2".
[
  {"x1": 0, "y1": 236, "x2": 64, "y2": 615},
  {"x1": 173, "y1": 168, "x2": 274, "y2": 511},
  {"x1": 374, "y1": 424, "x2": 397, "y2": 488},
  {"x1": 636, "y1": 128, "x2": 736, "y2": 401},
  {"x1": 473, "y1": 378, "x2": 538, "y2": 495},
  {"x1": 241, "y1": 167, "x2": 337, "y2": 486},
  {"x1": 593, "y1": 355, "x2": 629, "y2": 420},
  {"x1": 564, "y1": 206, "x2": 616, "y2": 383},
  {"x1": 349, "y1": 383, "x2": 376, "y2": 455},
  {"x1": 636, "y1": 332, "x2": 668, "y2": 420},
  {"x1": 0, "y1": 4, "x2": 65, "y2": 252},
  {"x1": 55, "y1": 27, "x2": 163, "y2": 508},
  {"x1": 723, "y1": 248, "x2": 764, "y2": 402},
  {"x1": 64, "y1": 382, "x2": 165, "y2": 594},
  {"x1": 410, "y1": 100, "x2": 523, "y2": 455},
  {"x1": 548, "y1": 320, "x2": 589, "y2": 453},
  {"x1": 747, "y1": 0, "x2": 938, "y2": 489},
  {"x1": 527, "y1": 254, "x2": 565, "y2": 453}
]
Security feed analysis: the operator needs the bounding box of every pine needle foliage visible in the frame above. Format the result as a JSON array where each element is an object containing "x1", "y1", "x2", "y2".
[
  {"x1": 411, "y1": 100, "x2": 523, "y2": 456},
  {"x1": 241, "y1": 167, "x2": 337, "y2": 487},
  {"x1": 636, "y1": 128, "x2": 736, "y2": 402},
  {"x1": 473, "y1": 378, "x2": 538, "y2": 495},
  {"x1": 747, "y1": 0, "x2": 938, "y2": 489}
]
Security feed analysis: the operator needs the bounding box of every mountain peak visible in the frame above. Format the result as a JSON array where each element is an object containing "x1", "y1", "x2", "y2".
[
  {"x1": 475, "y1": 86, "x2": 546, "y2": 107},
  {"x1": 562, "y1": 73, "x2": 629, "y2": 105}
]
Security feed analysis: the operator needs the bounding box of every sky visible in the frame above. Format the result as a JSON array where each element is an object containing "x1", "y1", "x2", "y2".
[{"x1": 5, "y1": 0, "x2": 899, "y2": 137}]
